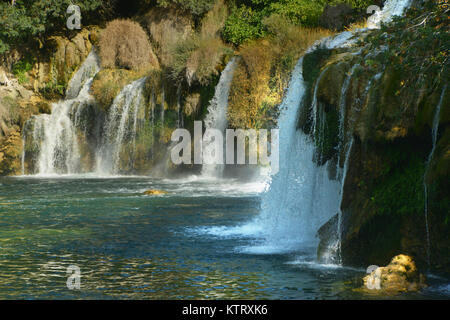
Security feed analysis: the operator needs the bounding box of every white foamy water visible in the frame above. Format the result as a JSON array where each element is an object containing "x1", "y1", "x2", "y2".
[
  {"x1": 368, "y1": 0, "x2": 412, "y2": 29},
  {"x1": 201, "y1": 58, "x2": 238, "y2": 178},
  {"x1": 191, "y1": 33, "x2": 359, "y2": 255},
  {"x1": 95, "y1": 77, "x2": 147, "y2": 175}
]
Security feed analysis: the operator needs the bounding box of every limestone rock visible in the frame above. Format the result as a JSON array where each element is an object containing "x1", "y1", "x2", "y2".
[
  {"x1": 144, "y1": 189, "x2": 169, "y2": 195},
  {"x1": 30, "y1": 28, "x2": 95, "y2": 96},
  {"x1": 363, "y1": 255, "x2": 427, "y2": 293},
  {"x1": 0, "y1": 67, "x2": 11, "y2": 87}
]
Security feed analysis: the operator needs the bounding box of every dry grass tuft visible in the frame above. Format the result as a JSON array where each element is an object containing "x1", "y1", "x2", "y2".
[
  {"x1": 99, "y1": 19, "x2": 159, "y2": 70},
  {"x1": 168, "y1": 0, "x2": 231, "y2": 85}
]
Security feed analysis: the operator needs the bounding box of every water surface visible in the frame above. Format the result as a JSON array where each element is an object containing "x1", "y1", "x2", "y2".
[{"x1": 0, "y1": 176, "x2": 448, "y2": 299}]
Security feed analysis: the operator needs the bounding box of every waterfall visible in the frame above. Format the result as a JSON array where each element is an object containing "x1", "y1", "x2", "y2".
[
  {"x1": 22, "y1": 51, "x2": 100, "y2": 175},
  {"x1": 176, "y1": 85, "x2": 183, "y2": 128},
  {"x1": 201, "y1": 58, "x2": 238, "y2": 178},
  {"x1": 95, "y1": 77, "x2": 147, "y2": 175},
  {"x1": 336, "y1": 64, "x2": 359, "y2": 170},
  {"x1": 237, "y1": 35, "x2": 357, "y2": 255},
  {"x1": 161, "y1": 85, "x2": 165, "y2": 126},
  {"x1": 423, "y1": 85, "x2": 447, "y2": 266},
  {"x1": 368, "y1": 0, "x2": 412, "y2": 29}
]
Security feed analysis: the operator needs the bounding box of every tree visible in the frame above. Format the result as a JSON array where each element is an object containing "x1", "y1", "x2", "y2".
[{"x1": 0, "y1": 0, "x2": 114, "y2": 54}]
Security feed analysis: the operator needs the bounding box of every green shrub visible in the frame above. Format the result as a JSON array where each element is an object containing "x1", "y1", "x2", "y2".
[
  {"x1": 12, "y1": 56, "x2": 34, "y2": 84},
  {"x1": 157, "y1": 0, "x2": 215, "y2": 16},
  {"x1": 0, "y1": 0, "x2": 114, "y2": 54},
  {"x1": 222, "y1": 5, "x2": 266, "y2": 46}
]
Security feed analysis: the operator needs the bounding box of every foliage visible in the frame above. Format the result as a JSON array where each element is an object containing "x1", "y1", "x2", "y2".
[
  {"x1": 156, "y1": 0, "x2": 216, "y2": 16},
  {"x1": 0, "y1": 0, "x2": 114, "y2": 54},
  {"x1": 222, "y1": 0, "x2": 373, "y2": 45},
  {"x1": 363, "y1": 2, "x2": 449, "y2": 94},
  {"x1": 11, "y1": 55, "x2": 34, "y2": 84},
  {"x1": 99, "y1": 19, "x2": 158, "y2": 70},
  {"x1": 372, "y1": 147, "x2": 426, "y2": 216},
  {"x1": 222, "y1": 5, "x2": 266, "y2": 46}
]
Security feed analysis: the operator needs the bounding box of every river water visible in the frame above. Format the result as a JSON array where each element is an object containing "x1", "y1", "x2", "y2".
[{"x1": 0, "y1": 176, "x2": 448, "y2": 299}]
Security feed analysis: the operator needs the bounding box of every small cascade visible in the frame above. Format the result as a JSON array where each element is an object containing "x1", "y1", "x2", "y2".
[
  {"x1": 66, "y1": 51, "x2": 101, "y2": 99},
  {"x1": 423, "y1": 85, "x2": 447, "y2": 266},
  {"x1": 311, "y1": 66, "x2": 330, "y2": 141},
  {"x1": 151, "y1": 89, "x2": 156, "y2": 158},
  {"x1": 201, "y1": 58, "x2": 238, "y2": 178},
  {"x1": 368, "y1": 0, "x2": 412, "y2": 29},
  {"x1": 161, "y1": 85, "x2": 165, "y2": 126},
  {"x1": 176, "y1": 85, "x2": 183, "y2": 128},
  {"x1": 336, "y1": 137, "x2": 354, "y2": 263},
  {"x1": 336, "y1": 64, "x2": 359, "y2": 171},
  {"x1": 22, "y1": 51, "x2": 100, "y2": 175},
  {"x1": 95, "y1": 77, "x2": 147, "y2": 175}
]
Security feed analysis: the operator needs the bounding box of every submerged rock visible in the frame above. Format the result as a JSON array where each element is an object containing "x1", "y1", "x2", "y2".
[
  {"x1": 144, "y1": 189, "x2": 169, "y2": 195},
  {"x1": 363, "y1": 254, "x2": 427, "y2": 293}
]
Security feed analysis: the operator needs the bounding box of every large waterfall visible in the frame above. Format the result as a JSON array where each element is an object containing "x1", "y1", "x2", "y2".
[
  {"x1": 22, "y1": 51, "x2": 100, "y2": 175},
  {"x1": 201, "y1": 58, "x2": 238, "y2": 178},
  {"x1": 204, "y1": 0, "x2": 414, "y2": 259}
]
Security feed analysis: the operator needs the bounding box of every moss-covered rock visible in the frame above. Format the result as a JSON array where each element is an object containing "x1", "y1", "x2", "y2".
[
  {"x1": 313, "y1": 2, "x2": 449, "y2": 273},
  {"x1": 29, "y1": 28, "x2": 98, "y2": 98}
]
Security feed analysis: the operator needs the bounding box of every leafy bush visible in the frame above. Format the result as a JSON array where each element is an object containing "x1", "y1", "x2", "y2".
[
  {"x1": 156, "y1": 0, "x2": 216, "y2": 16},
  {"x1": 12, "y1": 56, "x2": 34, "y2": 84},
  {"x1": 222, "y1": 0, "x2": 375, "y2": 45},
  {"x1": 0, "y1": 0, "x2": 114, "y2": 54},
  {"x1": 222, "y1": 5, "x2": 266, "y2": 46},
  {"x1": 99, "y1": 19, "x2": 159, "y2": 70}
]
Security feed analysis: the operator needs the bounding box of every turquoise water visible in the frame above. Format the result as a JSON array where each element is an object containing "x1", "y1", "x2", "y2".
[{"x1": 0, "y1": 176, "x2": 448, "y2": 299}]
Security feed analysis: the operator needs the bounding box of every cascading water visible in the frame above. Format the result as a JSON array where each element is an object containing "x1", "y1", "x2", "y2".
[
  {"x1": 423, "y1": 85, "x2": 447, "y2": 266},
  {"x1": 209, "y1": 0, "x2": 415, "y2": 258},
  {"x1": 233, "y1": 34, "x2": 358, "y2": 255},
  {"x1": 22, "y1": 51, "x2": 100, "y2": 175},
  {"x1": 201, "y1": 58, "x2": 238, "y2": 178},
  {"x1": 95, "y1": 77, "x2": 147, "y2": 175},
  {"x1": 368, "y1": 0, "x2": 412, "y2": 29}
]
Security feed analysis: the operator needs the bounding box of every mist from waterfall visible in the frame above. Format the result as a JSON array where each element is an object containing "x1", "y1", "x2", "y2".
[{"x1": 201, "y1": 58, "x2": 238, "y2": 178}]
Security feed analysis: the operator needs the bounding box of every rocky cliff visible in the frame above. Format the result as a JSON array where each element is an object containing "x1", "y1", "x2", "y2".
[{"x1": 309, "y1": 3, "x2": 449, "y2": 273}]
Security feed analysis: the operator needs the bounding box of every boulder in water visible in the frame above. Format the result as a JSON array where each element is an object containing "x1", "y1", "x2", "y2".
[
  {"x1": 144, "y1": 189, "x2": 169, "y2": 196},
  {"x1": 363, "y1": 254, "x2": 427, "y2": 293}
]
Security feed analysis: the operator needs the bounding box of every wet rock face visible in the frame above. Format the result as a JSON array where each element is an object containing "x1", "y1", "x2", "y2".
[
  {"x1": 363, "y1": 255, "x2": 427, "y2": 293},
  {"x1": 308, "y1": 15, "x2": 449, "y2": 272},
  {"x1": 316, "y1": 214, "x2": 340, "y2": 264},
  {"x1": 29, "y1": 28, "x2": 97, "y2": 97},
  {"x1": 0, "y1": 77, "x2": 43, "y2": 175},
  {"x1": 319, "y1": 4, "x2": 354, "y2": 31}
]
